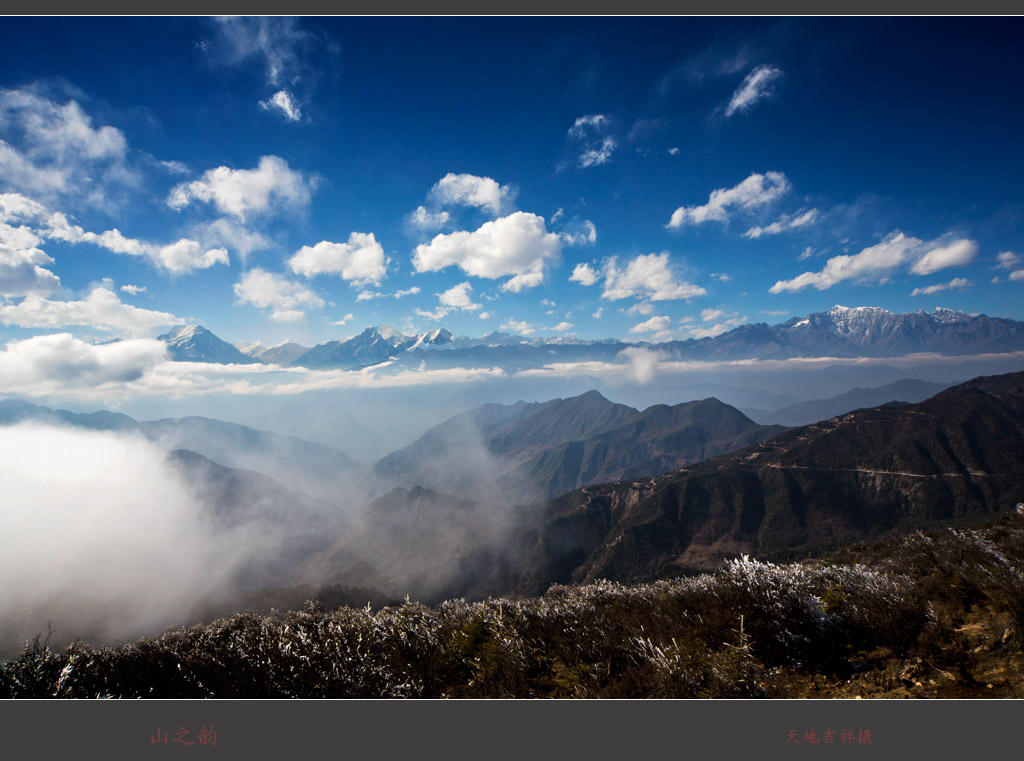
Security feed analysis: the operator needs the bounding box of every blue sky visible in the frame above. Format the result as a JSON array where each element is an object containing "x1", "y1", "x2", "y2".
[{"x1": 1, "y1": 16, "x2": 1022, "y2": 356}]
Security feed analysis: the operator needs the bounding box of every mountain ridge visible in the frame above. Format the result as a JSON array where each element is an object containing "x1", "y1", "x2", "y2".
[{"x1": 155, "y1": 306, "x2": 1024, "y2": 369}]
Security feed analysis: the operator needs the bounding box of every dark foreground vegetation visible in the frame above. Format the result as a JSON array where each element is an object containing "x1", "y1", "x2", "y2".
[{"x1": 4, "y1": 515, "x2": 1024, "y2": 699}]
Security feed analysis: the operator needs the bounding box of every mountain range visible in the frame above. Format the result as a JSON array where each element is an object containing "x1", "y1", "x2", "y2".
[
  {"x1": 741, "y1": 378, "x2": 955, "y2": 427},
  {"x1": 372, "y1": 391, "x2": 785, "y2": 504},
  {"x1": 294, "y1": 369, "x2": 1024, "y2": 601},
  {"x1": 155, "y1": 306, "x2": 1024, "y2": 370}
]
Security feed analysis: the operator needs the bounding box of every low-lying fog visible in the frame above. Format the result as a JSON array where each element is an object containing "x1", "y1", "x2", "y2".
[{"x1": 4, "y1": 350, "x2": 1024, "y2": 657}]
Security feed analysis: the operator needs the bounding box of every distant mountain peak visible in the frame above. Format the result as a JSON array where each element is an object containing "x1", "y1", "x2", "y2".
[{"x1": 158, "y1": 324, "x2": 261, "y2": 365}]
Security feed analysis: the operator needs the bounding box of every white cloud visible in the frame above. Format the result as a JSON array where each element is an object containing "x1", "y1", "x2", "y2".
[
  {"x1": 412, "y1": 211, "x2": 561, "y2": 292},
  {"x1": 0, "y1": 243, "x2": 61, "y2": 297},
  {"x1": 667, "y1": 171, "x2": 790, "y2": 228},
  {"x1": 743, "y1": 208, "x2": 820, "y2": 238},
  {"x1": 910, "y1": 239, "x2": 977, "y2": 275},
  {"x1": 591, "y1": 307, "x2": 604, "y2": 319},
  {"x1": 551, "y1": 321, "x2": 573, "y2": 332},
  {"x1": 213, "y1": 17, "x2": 311, "y2": 89},
  {"x1": 259, "y1": 89, "x2": 302, "y2": 121},
  {"x1": 427, "y1": 173, "x2": 515, "y2": 216},
  {"x1": 797, "y1": 246, "x2": 816, "y2": 261},
  {"x1": 479, "y1": 311, "x2": 491, "y2": 320},
  {"x1": 558, "y1": 218, "x2": 597, "y2": 246},
  {"x1": 120, "y1": 284, "x2": 147, "y2": 295},
  {"x1": 394, "y1": 287, "x2": 420, "y2": 298},
  {"x1": 910, "y1": 277, "x2": 972, "y2": 297},
  {"x1": 569, "y1": 262, "x2": 600, "y2": 286},
  {"x1": 1, "y1": 197, "x2": 230, "y2": 276},
  {"x1": 617, "y1": 346, "x2": 667, "y2": 384},
  {"x1": 771, "y1": 233, "x2": 979, "y2": 293},
  {"x1": 234, "y1": 268, "x2": 325, "y2": 322},
  {"x1": 288, "y1": 232, "x2": 388, "y2": 286},
  {"x1": 500, "y1": 318, "x2": 535, "y2": 336},
  {"x1": 168, "y1": 155, "x2": 315, "y2": 221},
  {"x1": 0, "y1": 333, "x2": 168, "y2": 397},
  {"x1": 333, "y1": 312, "x2": 355, "y2": 326},
  {"x1": 154, "y1": 240, "x2": 229, "y2": 273},
  {"x1": 626, "y1": 302, "x2": 654, "y2": 316},
  {"x1": 567, "y1": 114, "x2": 617, "y2": 168},
  {"x1": 415, "y1": 306, "x2": 450, "y2": 322},
  {"x1": 0, "y1": 88, "x2": 136, "y2": 207},
  {"x1": 688, "y1": 312, "x2": 748, "y2": 338},
  {"x1": 701, "y1": 308, "x2": 724, "y2": 322},
  {"x1": 408, "y1": 205, "x2": 451, "y2": 231},
  {"x1": 1009, "y1": 270, "x2": 1024, "y2": 282},
  {"x1": 630, "y1": 315, "x2": 672, "y2": 334},
  {"x1": 0, "y1": 287, "x2": 183, "y2": 335},
  {"x1": 995, "y1": 251, "x2": 1020, "y2": 270},
  {"x1": 724, "y1": 65, "x2": 783, "y2": 118},
  {"x1": 668, "y1": 147, "x2": 681, "y2": 156},
  {"x1": 600, "y1": 252, "x2": 706, "y2": 301},
  {"x1": 192, "y1": 218, "x2": 273, "y2": 262},
  {"x1": 438, "y1": 281, "x2": 481, "y2": 311}
]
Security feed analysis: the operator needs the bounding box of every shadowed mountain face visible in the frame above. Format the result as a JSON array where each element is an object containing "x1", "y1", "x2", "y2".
[
  {"x1": 301, "y1": 370, "x2": 1024, "y2": 602},
  {"x1": 496, "y1": 370, "x2": 1024, "y2": 595},
  {"x1": 371, "y1": 390, "x2": 785, "y2": 504}
]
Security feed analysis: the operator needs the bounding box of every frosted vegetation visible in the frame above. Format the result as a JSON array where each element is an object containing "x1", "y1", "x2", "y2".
[{"x1": 4, "y1": 520, "x2": 1022, "y2": 698}]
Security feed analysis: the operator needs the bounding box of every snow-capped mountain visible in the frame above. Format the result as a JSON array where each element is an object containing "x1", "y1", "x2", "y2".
[
  {"x1": 235, "y1": 340, "x2": 310, "y2": 365},
  {"x1": 158, "y1": 307, "x2": 1024, "y2": 369},
  {"x1": 158, "y1": 325, "x2": 262, "y2": 365}
]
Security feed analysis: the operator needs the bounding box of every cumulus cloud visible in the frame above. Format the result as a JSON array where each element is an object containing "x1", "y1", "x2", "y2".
[
  {"x1": 153, "y1": 240, "x2": 229, "y2": 273},
  {"x1": 600, "y1": 252, "x2": 706, "y2": 301},
  {"x1": 0, "y1": 88, "x2": 137, "y2": 207},
  {"x1": 333, "y1": 312, "x2": 354, "y2": 326},
  {"x1": 910, "y1": 277, "x2": 972, "y2": 297},
  {"x1": 0, "y1": 243, "x2": 61, "y2": 297},
  {"x1": 630, "y1": 315, "x2": 672, "y2": 334},
  {"x1": 234, "y1": 268, "x2": 325, "y2": 322},
  {"x1": 567, "y1": 114, "x2": 617, "y2": 168},
  {"x1": 743, "y1": 208, "x2": 820, "y2": 238},
  {"x1": 701, "y1": 308, "x2": 724, "y2": 322},
  {"x1": 44, "y1": 211, "x2": 230, "y2": 274},
  {"x1": 995, "y1": 251, "x2": 1021, "y2": 270},
  {"x1": 687, "y1": 312, "x2": 748, "y2": 339},
  {"x1": 427, "y1": 173, "x2": 515, "y2": 217},
  {"x1": 569, "y1": 262, "x2": 600, "y2": 286},
  {"x1": 667, "y1": 171, "x2": 790, "y2": 228},
  {"x1": 438, "y1": 281, "x2": 481, "y2": 311},
  {"x1": 412, "y1": 211, "x2": 561, "y2": 292},
  {"x1": 259, "y1": 89, "x2": 302, "y2": 121},
  {"x1": 192, "y1": 218, "x2": 273, "y2": 262},
  {"x1": 408, "y1": 205, "x2": 451, "y2": 232},
  {"x1": 120, "y1": 284, "x2": 147, "y2": 295},
  {"x1": 287, "y1": 232, "x2": 388, "y2": 286},
  {"x1": 500, "y1": 318, "x2": 535, "y2": 336},
  {"x1": 168, "y1": 155, "x2": 315, "y2": 221},
  {"x1": 0, "y1": 333, "x2": 167, "y2": 395},
  {"x1": 626, "y1": 302, "x2": 654, "y2": 316},
  {"x1": 0, "y1": 287, "x2": 182, "y2": 334},
  {"x1": 771, "y1": 232, "x2": 978, "y2": 293},
  {"x1": 551, "y1": 321, "x2": 573, "y2": 332},
  {"x1": 723, "y1": 65, "x2": 783, "y2": 118}
]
